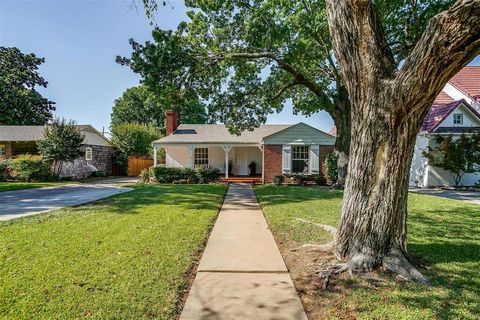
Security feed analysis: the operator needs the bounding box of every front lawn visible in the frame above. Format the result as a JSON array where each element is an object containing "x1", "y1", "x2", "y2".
[
  {"x1": 0, "y1": 184, "x2": 227, "y2": 319},
  {"x1": 0, "y1": 181, "x2": 74, "y2": 192},
  {"x1": 255, "y1": 185, "x2": 480, "y2": 320}
]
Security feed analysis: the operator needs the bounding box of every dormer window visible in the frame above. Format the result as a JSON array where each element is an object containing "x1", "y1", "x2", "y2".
[{"x1": 453, "y1": 113, "x2": 463, "y2": 125}]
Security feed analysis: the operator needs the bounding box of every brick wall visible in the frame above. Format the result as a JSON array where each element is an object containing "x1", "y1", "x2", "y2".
[
  {"x1": 263, "y1": 145, "x2": 282, "y2": 183},
  {"x1": 166, "y1": 110, "x2": 178, "y2": 136},
  {"x1": 263, "y1": 144, "x2": 335, "y2": 183}
]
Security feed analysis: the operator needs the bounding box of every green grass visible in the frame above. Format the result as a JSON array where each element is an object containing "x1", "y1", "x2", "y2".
[
  {"x1": 255, "y1": 185, "x2": 480, "y2": 320},
  {"x1": 0, "y1": 184, "x2": 227, "y2": 319},
  {"x1": 0, "y1": 181, "x2": 74, "y2": 192}
]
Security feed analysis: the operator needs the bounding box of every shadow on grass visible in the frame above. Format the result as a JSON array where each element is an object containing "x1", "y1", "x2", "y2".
[{"x1": 72, "y1": 184, "x2": 227, "y2": 215}]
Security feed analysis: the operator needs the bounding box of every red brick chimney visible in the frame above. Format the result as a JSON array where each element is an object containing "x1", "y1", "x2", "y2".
[{"x1": 166, "y1": 110, "x2": 178, "y2": 136}]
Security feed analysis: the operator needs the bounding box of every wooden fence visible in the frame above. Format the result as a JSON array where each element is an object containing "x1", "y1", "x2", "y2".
[{"x1": 127, "y1": 157, "x2": 154, "y2": 177}]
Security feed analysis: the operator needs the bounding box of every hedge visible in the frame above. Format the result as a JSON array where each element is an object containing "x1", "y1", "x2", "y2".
[
  {"x1": 149, "y1": 166, "x2": 220, "y2": 184},
  {"x1": 0, "y1": 155, "x2": 50, "y2": 182}
]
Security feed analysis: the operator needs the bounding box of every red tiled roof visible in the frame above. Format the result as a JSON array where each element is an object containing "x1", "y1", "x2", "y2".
[
  {"x1": 433, "y1": 91, "x2": 454, "y2": 104},
  {"x1": 421, "y1": 99, "x2": 480, "y2": 132},
  {"x1": 328, "y1": 126, "x2": 337, "y2": 136},
  {"x1": 449, "y1": 66, "x2": 480, "y2": 100}
]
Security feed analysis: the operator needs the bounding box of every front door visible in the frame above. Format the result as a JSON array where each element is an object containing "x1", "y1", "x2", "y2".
[{"x1": 234, "y1": 147, "x2": 262, "y2": 176}]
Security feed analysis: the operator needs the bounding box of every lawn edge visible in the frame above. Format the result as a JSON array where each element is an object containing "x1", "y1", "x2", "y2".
[{"x1": 173, "y1": 184, "x2": 229, "y2": 319}]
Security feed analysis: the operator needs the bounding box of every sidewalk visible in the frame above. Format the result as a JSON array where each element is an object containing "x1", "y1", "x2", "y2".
[{"x1": 180, "y1": 184, "x2": 307, "y2": 320}]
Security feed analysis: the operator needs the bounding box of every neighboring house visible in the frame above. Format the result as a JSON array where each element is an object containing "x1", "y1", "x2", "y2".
[
  {"x1": 0, "y1": 125, "x2": 114, "y2": 178},
  {"x1": 152, "y1": 111, "x2": 335, "y2": 183}
]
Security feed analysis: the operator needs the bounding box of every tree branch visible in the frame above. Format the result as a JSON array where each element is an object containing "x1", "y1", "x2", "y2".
[
  {"x1": 396, "y1": 0, "x2": 480, "y2": 114},
  {"x1": 211, "y1": 51, "x2": 334, "y2": 109},
  {"x1": 266, "y1": 82, "x2": 299, "y2": 101},
  {"x1": 326, "y1": 0, "x2": 396, "y2": 94}
]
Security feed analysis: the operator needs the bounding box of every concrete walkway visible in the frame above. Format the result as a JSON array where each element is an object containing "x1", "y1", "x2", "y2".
[
  {"x1": 410, "y1": 188, "x2": 480, "y2": 205},
  {"x1": 0, "y1": 184, "x2": 133, "y2": 221},
  {"x1": 181, "y1": 184, "x2": 307, "y2": 320}
]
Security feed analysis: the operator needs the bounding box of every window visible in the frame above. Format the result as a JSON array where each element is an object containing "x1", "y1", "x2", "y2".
[
  {"x1": 453, "y1": 113, "x2": 463, "y2": 125},
  {"x1": 194, "y1": 147, "x2": 208, "y2": 168},
  {"x1": 85, "y1": 147, "x2": 93, "y2": 161},
  {"x1": 0, "y1": 144, "x2": 5, "y2": 157},
  {"x1": 292, "y1": 146, "x2": 309, "y2": 173}
]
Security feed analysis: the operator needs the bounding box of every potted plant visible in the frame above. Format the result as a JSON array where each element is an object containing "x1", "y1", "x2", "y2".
[{"x1": 248, "y1": 161, "x2": 257, "y2": 176}]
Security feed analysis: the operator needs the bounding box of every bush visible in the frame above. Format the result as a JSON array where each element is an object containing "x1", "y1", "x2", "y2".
[
  {"x1": 324, "y1": 152, "x2": 338, "y2": 183},
  {"x1": 315, "y1": 176, "x2": 327, "y2": 186},
  {"x1": 91, "y1": 170, "x2": 106, "y2": 178},
  {"x1": 291, "y1": 173, "x2": 307, "y2": 185},
  {"x1": 149, "y1": 166, "x2": 220, "y2": 184},
  {"x1": 0, "y1": 159, "x2": 12, "y2": 181},
  {"x1": 474, "y1": 180, "x2": 480, "y2": 189},
  {"x1": 139, "y1": 168, "x2": 150, "y2": 183},
  {"x1": 8, "y1": 155, "x2": 50, "y2": 181},
  {"x1": 273, "y1": 175, "x2": 285, "y2": 186}
]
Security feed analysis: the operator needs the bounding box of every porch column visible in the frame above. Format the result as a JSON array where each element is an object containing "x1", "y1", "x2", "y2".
[
  {"x1": 188, "y1": 145, "x2": 195, "y2": 168},
  {"x1": 153, "y1": 145, "x2": 158, "y2": 167},
  {"x1": 222, "y1": 145, "x2": 232, "y2": 178}
]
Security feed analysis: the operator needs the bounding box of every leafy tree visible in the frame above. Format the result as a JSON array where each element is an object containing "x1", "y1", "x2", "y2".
[
  {"x1": 37, "y1": 118, "x2": 84, "y2": 176},
  {"x1": 0, "y1": 47, "x2": 55, "y2": 125},
  {"x1": 324, "y1": 152, "x2": 338, "y2": 184},
  {"x1": 326, "y1": 0, "x2": 480, "y2": 283},
  {"x1": 129, "y1": 0, "x2": 454, "y2": 187},
  {"x1": 111, "y1": 85, "x2": 208, "y2": 132},
  {"x1": 111, "y1": 123, "x2": 163, "y2": 157},
  {"x1": 423, "y1": 134, "x2": 480, "y2": 186}
]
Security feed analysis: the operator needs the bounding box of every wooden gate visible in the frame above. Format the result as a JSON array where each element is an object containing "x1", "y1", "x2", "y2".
[{"x1": 127, "y1": 157, "x2": 154, "y2": 177}]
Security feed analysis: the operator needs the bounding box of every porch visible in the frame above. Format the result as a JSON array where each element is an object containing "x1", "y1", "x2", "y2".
[{"x1": 153, "y1": 143, "x2": 264, "y2": 181}]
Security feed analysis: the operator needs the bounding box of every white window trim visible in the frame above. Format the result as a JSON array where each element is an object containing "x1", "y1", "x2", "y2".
[
  {"x1": 194, "y1": 147, "x2": 209, "y2": 168},
  {"x1": 453, "y1": 113, "x2": 463, "y2": 125},
  {"x1": 85, "y1": 147, "x2": 93, "y2": 161},
  {"x1": 291, "y1": 145, "x2": 310, "y2": 174}
]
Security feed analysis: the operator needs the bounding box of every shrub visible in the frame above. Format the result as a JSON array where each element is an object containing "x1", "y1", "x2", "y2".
[
  {"x1": 474, "y1": 180, "x2": 480, "y2": 189},
  {"x1": 0, "y1": 159, "x2": 12, "y2": 181},
  {"x1": 149, "y1": 166, "x2": 220, "y2": 184},
  {"x1": 315, "y1": 176, "x2": 327, "y2": 186},
  {"x1": 291, "y1": 173, "x2": 307, "y2": 185},
  {"x1": 273, "y1": 175, "x2": 285, "y2": 186},
  {"x1": 8, "y1": 155, "x2": 50, "y2": 181},
  {"x1": 91, "y1": 170, "x2": 106, "y2": 178},
  {"x1": 324, "y1": 152, "x2": 338, "y2": 184},
  {"x1": 139, "y1": 168, "x2": 150, "y2": 183}
]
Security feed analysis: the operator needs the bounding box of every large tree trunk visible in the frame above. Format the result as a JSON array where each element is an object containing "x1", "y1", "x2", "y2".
[
  {"x1": 331, "y1": 86, "x2": 351, "y2": 188},
  {"x1": 326, "y1": 0, "x2": 480, "y2": 282}
]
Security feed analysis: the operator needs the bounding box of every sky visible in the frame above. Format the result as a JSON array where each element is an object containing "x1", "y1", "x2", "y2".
[{"x1": 1, "y1": 0, "x2": 480, "y2": 135}]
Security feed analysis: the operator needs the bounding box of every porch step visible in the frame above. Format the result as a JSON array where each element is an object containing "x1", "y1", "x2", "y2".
[{"x1": 219, "y1": 176, "x2": 263, "y2": 184}]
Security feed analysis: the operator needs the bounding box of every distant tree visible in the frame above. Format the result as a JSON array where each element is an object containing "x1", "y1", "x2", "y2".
[
  {"x1": 111, "y1": 123, "x2": 162, "y2": 157},
  {"x1": 111, "y1": 85, "x2": 208, "y2": 133},
  {"x1": 324, "y1": 152, "x2": 338, "y2": 184},
  {"x1": 0, "y1": 47, "x2": 55, "y2": 125},
  {"x1": 423, "y1": 133, "x2": 480, "y2": 186},
  {"x1": 37, "y1": 118, "x2": 84, "y2": 176}
]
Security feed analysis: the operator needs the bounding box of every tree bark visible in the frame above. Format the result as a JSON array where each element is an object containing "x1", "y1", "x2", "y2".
[
  {"x1": 331, "y1": 86, "x2": 351, "y2": 188},
  {"x1": 326, "y1": 0, "x2": 480, "y2": 282}
]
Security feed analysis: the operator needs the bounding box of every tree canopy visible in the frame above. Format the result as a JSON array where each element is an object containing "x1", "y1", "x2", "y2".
[
  {"x1": 0, "y1": 47, "x2": 55, "y2": 125},
  {"x1": 37, "y1": 118, "x2": 84, "y2": 175},
  {"x1": 111, "y1": 85, "x2": 208, "y2": 133}
]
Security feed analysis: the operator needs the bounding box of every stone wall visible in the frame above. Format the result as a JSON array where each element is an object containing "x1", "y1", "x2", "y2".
[{"x1": 59, "y1": 144, "x2": 114, "y2": 178}]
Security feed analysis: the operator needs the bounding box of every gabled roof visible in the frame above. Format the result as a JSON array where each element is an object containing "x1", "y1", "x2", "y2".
[
  {"x1": 0, "y1": 125, "x2": 112, "y2": 146},
  {"x1": 448, "y1": 66, "x2": 480, "y2": 101},
  {"x1": 154, "y1": 124, "x2": 292, "y2": 145},
  {"x1": 420, "y1": 99, "x2": 480, "y2": 133}
]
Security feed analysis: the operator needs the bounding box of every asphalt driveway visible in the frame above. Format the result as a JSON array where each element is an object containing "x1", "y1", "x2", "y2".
[
  {"x1": 410, "y1": 188, "x2": 480, "y2": 205},
  {"x1": 0, "y1": 184, "x2": 133, "y2": 221}
]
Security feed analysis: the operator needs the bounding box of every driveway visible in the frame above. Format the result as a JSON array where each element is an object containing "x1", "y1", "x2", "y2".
[
  {"x1": 0, "y1": 184, "x2": 133, "y2": 221},
  {"x1": 410, "y1": 188, "x2": 480, "y2": 205}
]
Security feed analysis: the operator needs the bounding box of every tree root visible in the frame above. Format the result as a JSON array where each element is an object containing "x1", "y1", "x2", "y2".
[
  {"x1": 293, "y1": 243, "x2": 334, "y2": 253},
  {"x1": 317, "y1": 250, "x2": 430, "y2": 289},
  {"x1": 294, "y1": 217, "x2": 337, "y2": 235}
]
